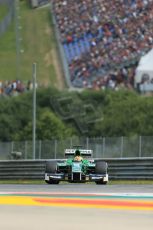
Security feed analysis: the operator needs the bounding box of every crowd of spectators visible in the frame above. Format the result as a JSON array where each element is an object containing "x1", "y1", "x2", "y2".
[
  {"x1": 52, "y1": 0, "x2": 153, "y2": 90},
  {"x1": 0, "y1": 80, "x2": 34, "y2": 97}
]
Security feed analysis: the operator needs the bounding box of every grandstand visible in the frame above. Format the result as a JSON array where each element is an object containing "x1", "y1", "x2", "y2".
[{"x1": 51, "y1": 0, "x2": 153, "y2": 90}]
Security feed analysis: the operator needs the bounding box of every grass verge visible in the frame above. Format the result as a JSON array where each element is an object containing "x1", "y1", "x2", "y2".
[
  {"x1": 0, "y1": 1, "x2": 63, "y2": 88},
  {"x1": 0, "y1": 4, "x2": 8, "y2": 21}
]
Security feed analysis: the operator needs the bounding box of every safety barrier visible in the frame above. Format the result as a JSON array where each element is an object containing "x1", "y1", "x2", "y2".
[
  {"x1": 0, "y1": 160, "x2": 45, "y2": 180},
  {"x1": 0, "y1": 158, "x2": 153, "y2": 180},
  {"x1": 106, "y1": 158, "x2": 153, "y2": 180}
]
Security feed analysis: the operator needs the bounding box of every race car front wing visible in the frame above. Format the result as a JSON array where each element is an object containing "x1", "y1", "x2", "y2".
[{"x1": 45, "y1": 172, "x2": 108, "y2": 182}]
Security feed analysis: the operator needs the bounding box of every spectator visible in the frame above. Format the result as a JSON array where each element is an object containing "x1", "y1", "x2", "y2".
[{"x1": 0, "y1": 80, "x2": 36, "y2": 97}]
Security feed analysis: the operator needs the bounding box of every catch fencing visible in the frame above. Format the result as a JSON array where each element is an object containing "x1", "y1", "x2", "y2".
[
  {"x1": 0, "y1": 0, "x2": 14, "y2": 36},
  {"x1": 1, "y1": 136, "x2": 153, "y2": 160}
]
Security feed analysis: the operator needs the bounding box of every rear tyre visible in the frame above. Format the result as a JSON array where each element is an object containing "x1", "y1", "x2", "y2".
[
  {"x1": 95, "y1": 161, "x2": 108, "y2": 185},
  {"x1": 45, "y1": 161, "x2": 60, "y2": 184}
]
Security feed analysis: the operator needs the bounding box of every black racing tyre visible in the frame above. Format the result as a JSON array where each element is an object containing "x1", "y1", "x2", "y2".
[
  {"x1": 95, "y1": 161, "x2": 108, "y2": 185},
  {"x1": 95, "y1": 161, "x2": 107, "y2": 174},
  {"x1": 45, "y1": 180, "x2": 59, "y2": 184},
  {"x1": 96, "y1": 180, "x2": 107, "y2": 185},
  {"x1": 45, "y1": 161, "x2": 57, "y2": 173}
]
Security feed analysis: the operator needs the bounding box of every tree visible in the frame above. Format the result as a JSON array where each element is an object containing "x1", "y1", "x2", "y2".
[{"x1": 14, "y1": 108, "x2": 75, "y2": 140}]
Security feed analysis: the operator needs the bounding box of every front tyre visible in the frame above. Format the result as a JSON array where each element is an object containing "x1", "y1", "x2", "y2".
[
  {"x1": 45, "y1": 161, "x2": 57, "y2": 173},
  {"x1": 45, "y1": 161, "x2": 60, "y2": 184},
  {"x1": 95, "y1": 180, "x2": 107, "y2": 185},
  {"x1": 45, "y1": 180, "x2": 59, "y2": 184}
]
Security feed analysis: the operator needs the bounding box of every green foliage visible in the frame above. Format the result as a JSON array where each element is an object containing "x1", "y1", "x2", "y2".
[
  {"x1": 14, "y1": 108, "x2": 74, "y2": 140},
  {"x1": 91, "y1": 90, "x2": 153, "y2": 137},
  {"x1": 0, "y1": 93, "x2": 32, "y2": 141},
  {"x1": 37, "y1": 109, "x2": 73, "y2": 139},
  {"x1": 1, "y1": 88, "x2": 153, "y2": 141}
]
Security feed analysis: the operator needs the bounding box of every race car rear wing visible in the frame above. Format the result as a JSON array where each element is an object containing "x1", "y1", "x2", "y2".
[{"x1": 64, "y1": 149, "x2": 93, "y2": 157}]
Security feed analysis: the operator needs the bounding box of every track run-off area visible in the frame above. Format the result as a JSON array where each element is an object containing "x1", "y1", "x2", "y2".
[{"x1": 0, "y1": 184, "x2": 153, "y2": 230}]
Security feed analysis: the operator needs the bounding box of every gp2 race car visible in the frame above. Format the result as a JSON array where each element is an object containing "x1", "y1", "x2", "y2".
[{"x1": 45, "y1": 147, "x2": 108, "y2": 185}]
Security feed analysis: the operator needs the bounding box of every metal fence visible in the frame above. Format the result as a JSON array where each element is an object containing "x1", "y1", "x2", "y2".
[
  {"x1": 0, "y1": 136, "x2": 153, "y2": 160},
  {"x1": 0, "y1": 0, "x2": 14, "y2": 36}
]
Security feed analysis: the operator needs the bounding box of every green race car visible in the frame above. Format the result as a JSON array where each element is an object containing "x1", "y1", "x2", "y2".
[{"x1": 45, "y1": 147, "x2": 108, "y2": 184}]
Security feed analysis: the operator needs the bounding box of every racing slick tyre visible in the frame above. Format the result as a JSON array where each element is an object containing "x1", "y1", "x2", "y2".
[
  {"x1": 95, "y1": 161, "x2": 108, "y2": 185},
  {"x1": 45, "y1": 161, "x2": 59, "y2": 184},
  {"x1": 45, "y1": 180, "x2": 59, "y2": 184},
  {"x1": 45, "y1": 161, "x2": 57, "y2": 173}
]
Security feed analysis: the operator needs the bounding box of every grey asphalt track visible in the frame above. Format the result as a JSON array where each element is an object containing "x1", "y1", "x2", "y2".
[
  {"x1": 0, "y1": 184, "x2": 153, "y2": 230},
  {"x1": 0, "y1": 205, "x2": 153, "y2": 230},
  {"x1": 0, "y1": 183, "x2": 153, "y2": 193}
]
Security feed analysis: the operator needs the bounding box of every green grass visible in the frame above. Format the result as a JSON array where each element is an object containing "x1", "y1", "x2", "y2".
[
  {"x1": 109, "y1": 180, "x2": 153, "y2": 185},
  {"x1": 0, "y1": 4, "x2": 8, "y2": 21},
  {"x1": 0, "y1": 180, "x2": 46, "y2": 184},
  {"x1": 0, "y1": 1, "x2": 60, "y2": 87}
]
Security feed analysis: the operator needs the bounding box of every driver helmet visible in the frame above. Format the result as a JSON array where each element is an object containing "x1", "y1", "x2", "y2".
[{"x1": 75, "y1": 149, "x2": 81, "y2": 156}]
